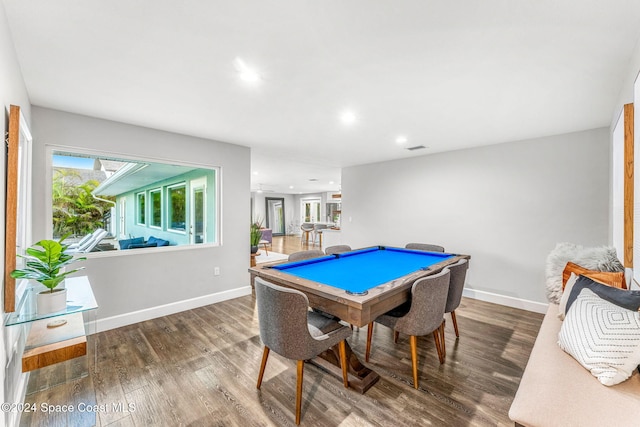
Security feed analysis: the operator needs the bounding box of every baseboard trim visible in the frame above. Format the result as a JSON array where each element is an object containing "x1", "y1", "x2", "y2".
[
  {"x1": 463, "y1": 288, "x2": 548, "y2": 314},
  {"x1": 96, "y1": 286, "x2": 253, "y2": 333},
  {"x1": 95, "y1": 285, "x2": 546, "y2": 332}
]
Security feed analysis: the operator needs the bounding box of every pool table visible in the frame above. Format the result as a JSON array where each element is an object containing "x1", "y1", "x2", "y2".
[{"x1": 248, "y1": 246, "x2": 470, "y2": 393}]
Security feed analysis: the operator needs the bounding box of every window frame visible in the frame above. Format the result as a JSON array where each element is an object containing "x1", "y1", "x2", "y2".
[
  {"x1": 167, "y1": 182, "x2": 187, "y2": 234},
  {"x1": 136, "y1": 192, "x2": 146, "y2": 226},
  {"x1": 149, "y1": 188, "x2": 163, "y2": 230},
  {"x1": 44, "y1": 145, "x2": 222, "y2": 257}
]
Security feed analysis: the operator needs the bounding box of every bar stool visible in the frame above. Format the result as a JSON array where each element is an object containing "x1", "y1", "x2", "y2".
[
  {"x1": 313, "y1": 224, "x2": 328, "y2": 247},
  {"x1": 300, "y1": 223, "x2": 314, "y2": 246}
]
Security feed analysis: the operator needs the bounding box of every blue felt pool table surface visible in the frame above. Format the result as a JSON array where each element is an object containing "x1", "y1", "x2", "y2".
[{"x1": 271, "y1": 246, "x2": 455, "y2": 294}]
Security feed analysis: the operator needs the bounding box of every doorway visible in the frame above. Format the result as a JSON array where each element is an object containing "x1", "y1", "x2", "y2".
[
  {"x1": 265, "y1": 197, "x2": 286, "y2": 236},
  {"x1": 190, "y1": 177, "x2": 207, "y2": 244},
  {"x1": 301, "y1": 198, "x2": 321, "y2": 223}
]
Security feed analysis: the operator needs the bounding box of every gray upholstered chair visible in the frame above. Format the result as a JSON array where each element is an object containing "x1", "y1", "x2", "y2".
[
  {"x1": 405, "y1": 242, "x2": 445, "y2": 252},
  {"x1": 255, "y1": 278, "x2": 351, "y2": 425},
  {"x1": 365, "y1": 268, "x2": 451, "y2": 389},
  {"x1": 443, "y1": 259, "x2": 469, "y2": 343},
  {"x1": 325, "y1": 245, "x2": 352, "y2": 255},
  {"x1": 288, "y1": 250, "x2": 325, "y2": 262}
]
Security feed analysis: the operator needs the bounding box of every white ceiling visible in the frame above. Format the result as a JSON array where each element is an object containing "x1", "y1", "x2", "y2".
[{"x1": 4, "y1": 0, "x2": 640, "y2": 194}]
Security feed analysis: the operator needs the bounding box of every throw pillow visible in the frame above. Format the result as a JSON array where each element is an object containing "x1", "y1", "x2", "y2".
[
  {"x1": 545, "y1": 243, "x2": 624, "y2": 304},
  {"x1": 558, "y1": 272, "x2": 578, "y2": 320},
  {"x1": 564, "y1": 275, "x2": 640, "y2": 315},
  {"x1": 562, "y1": 262, "x2": 626, "y2": 290},
  {"x1": 558, "y1": 288, "x2": 640, "y2": 386},
  {"x1": 118, "y1": 236, "x2": 144, "y2": 250},
  {"x1": 148, "y1": 236, "x2": 169, "y2": 246}
]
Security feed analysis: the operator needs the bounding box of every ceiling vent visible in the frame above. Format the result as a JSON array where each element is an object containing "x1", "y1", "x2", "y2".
[{"x1": 405, "y1": 145, "x2": 426, "y2": 151}]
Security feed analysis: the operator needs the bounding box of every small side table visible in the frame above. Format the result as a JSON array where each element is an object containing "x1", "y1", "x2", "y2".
[{"x1": 250, "y1": 252, "x2": 260, "y2": 267}]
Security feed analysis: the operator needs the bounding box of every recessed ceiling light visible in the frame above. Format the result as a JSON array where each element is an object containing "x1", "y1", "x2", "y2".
[
  {"x1": 234, "y1": 58, "x2": 261, "y2": 84},
  {"x1": 396, "y1": 135, "x2": 408, "y2": 145},
  {"x1": 256, "y1": 189, "x2": 263, "y2": 193},
  {"x1": 289, "y1": 185, "x2": 294, "y2": 189},
  {"x1": 340, "y1": 110, "x2": 356, "y2": 125},
  {"x1": 329, "y1": 181, "x2": 334, "y2": 185},
  {"x1": 253, "y1": 171, "x2": 259, "y2": 175}
]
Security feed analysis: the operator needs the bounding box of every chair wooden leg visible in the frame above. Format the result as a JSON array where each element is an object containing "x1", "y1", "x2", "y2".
[
  {"x1": 339, "y1": 340, "x2": 349, "y2": 388},
  {"x1": 433, "y1": 329, "x2": 444, "y2": 364},
  {"x1": 451, "y1": 311, "x2": 460, "y2": 338},
  {"x1": 410, "y1": 335, "x2": 419, "y2": 389},
  {"x1": 440, "y1": 319, "x2": 446, "y2": 359},
  {"x1": 365, "y1": 322, "x2": 374, "y2": 362},
  {"x1": 394, "y1": 330, "x2": 399, "y2": 344},
  {"x1": 296, "y1": 360, "x2": 304, "y2": 425},
  {"x1": 257, "y1": 346, "x2": 270, "y2": 389}
]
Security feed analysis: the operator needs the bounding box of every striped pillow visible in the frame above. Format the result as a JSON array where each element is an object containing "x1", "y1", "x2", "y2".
[{"x1": 558, "y1": 288, "x2": 640, "y2": 386}]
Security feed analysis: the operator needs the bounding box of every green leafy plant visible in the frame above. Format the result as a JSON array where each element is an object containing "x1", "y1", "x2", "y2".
[
  {"x1": 10, "y1": 236, "x2": 86, "y2": 293},
  {"x1": 250, "y1": 218, "x2": 263, "y2": 247},
  {"x1": 52, "y1": 170, "x2": 114, "y2": 239}
]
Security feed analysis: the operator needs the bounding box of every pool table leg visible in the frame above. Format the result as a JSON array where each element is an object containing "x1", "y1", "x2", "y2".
[{"x1": 310, "y1": 339, "x2": 380, "y2": 394}]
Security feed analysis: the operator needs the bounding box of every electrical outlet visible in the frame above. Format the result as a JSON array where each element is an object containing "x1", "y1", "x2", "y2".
[{"x1": 214, "y1": 267, "x2": 220, "y2": 276}]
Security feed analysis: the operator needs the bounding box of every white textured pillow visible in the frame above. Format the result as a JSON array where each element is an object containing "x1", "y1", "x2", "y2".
[
  {"x1": 558, "y1": 272, "x2": 578, "y2": 320},
  {"x1": 558, "y1": 288, "x2": 640, "y2": 386}
]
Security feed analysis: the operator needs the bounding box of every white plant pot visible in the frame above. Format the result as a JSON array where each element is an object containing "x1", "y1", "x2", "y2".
[{"x1": 36, "y1": 288, "x2": 67, "y2": 315}]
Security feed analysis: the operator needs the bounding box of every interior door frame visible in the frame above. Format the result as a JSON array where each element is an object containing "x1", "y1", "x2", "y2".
[
  {"x1": 4, "y1": 105, "x2": 32, "y2": 313},
  {"x1": 265, "y1": 197, "x2": 285, "y2": 236},
  {"x1": 190, "y1": 177, "x2": 207, "y2": 244}
]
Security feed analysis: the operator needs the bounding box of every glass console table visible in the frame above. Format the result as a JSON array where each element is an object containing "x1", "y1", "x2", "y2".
[
  {"x1": 5, "y1": 276, "x2": 97, "y2": 327},
  {"x1": 4, "y1": 276, "x2": 98, "y2": 393}
]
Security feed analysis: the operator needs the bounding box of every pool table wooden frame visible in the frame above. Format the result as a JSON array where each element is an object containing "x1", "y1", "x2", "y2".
[{"x1": 248, "y1": 247, "x2": 470, "y2": 393}]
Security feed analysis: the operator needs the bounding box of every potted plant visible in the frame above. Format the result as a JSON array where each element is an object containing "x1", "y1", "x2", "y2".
[
  {"x1": 10, "y1": 236, "x2": 86, "y2": 315},
  {"x1": 250, "y1": 218, "x2": 263, "y2": 254}
]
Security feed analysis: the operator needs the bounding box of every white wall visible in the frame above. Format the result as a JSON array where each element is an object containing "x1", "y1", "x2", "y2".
[
  {"x1": 0, "y1": 1, "x2": 32, "y2": 424},
  {"x1": 31, "y1": 107, "x2": 251, "y2": 327},
  {"x1": 341, "y1": 128, "x2": 610, "y2": 308},
  {"x1": 611, "y1": 38, "x2": 640, "y2": 128},
  {"x1": 609, "y1": 37, "x2": 640, "y2": 288}
]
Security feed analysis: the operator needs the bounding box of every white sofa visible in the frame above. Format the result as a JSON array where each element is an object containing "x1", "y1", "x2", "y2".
[{"x1": 509, "y1": 303, "x2": 640, "y2": 427}]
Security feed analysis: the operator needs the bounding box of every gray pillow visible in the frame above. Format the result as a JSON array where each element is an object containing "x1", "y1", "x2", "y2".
[
  {"x1": 565, "y1": 275, "x2": 640, "y2": 314},
  {"x1": 545, "y1": 243, "x2": 624, "y2": 304}
]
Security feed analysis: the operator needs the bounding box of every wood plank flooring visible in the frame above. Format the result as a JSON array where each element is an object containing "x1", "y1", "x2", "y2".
[{"x1": 21, "y1": 236, "x2": 544, "y2": 426}]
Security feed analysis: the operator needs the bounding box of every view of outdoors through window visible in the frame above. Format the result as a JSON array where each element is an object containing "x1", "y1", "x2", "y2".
[{"x1": 52, "y1": 151, "x2": 217, "y2": 252}]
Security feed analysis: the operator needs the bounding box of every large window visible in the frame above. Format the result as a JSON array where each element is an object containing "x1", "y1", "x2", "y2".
[
  {"x1": 150, "y1": 189, "x2": 162, "y2": 228},
  {"x1": 48, "y1": 149, "x2": 219, "y2": 252},
  {"x1": 136, "y1": 192, "x2": 146, "y2": 225},
  {"x1": 168, "y1": 184, "x2": 186, "y2": 232}
]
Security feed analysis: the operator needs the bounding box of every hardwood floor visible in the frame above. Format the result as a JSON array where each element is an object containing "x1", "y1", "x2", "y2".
[
  {"x1": 269, "y1": 234, "x2": 326, "y2": 255},
  {"x1": 21, "y1": 237, "x2": 544, "y2": 426}
]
